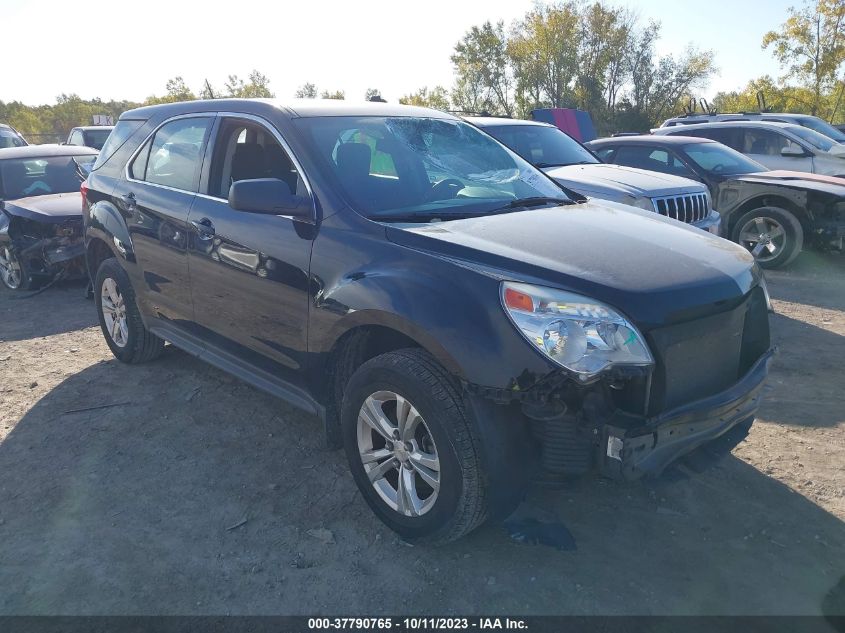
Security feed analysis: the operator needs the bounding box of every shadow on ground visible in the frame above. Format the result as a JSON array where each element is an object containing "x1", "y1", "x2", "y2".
[
  {"x1": 0, "y1": 350, "x2": 842, "y2": 616},
  {"x1": 0, "y1": 281, "x2": 95, "y2": 342}
]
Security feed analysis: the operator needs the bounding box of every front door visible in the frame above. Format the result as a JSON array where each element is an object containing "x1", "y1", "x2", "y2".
[
  {"x1": 186, "y1": 115, "x2": 315, "y2": 387},
  {"x1": 112, "y1": 115, "x2": 214, "y2": 322},
  {"x1": 740, "y1": 127, "x2": 813, "y2": 172}
]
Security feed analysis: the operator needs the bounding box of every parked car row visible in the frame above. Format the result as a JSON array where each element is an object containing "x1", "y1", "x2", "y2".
[
  {"x1": 468, "y1": 117, "x2": 720, "y2": 233},
  {"x1": 587, "y1": 134, "x2": 845, "y2": 268},
  {"x1": 75, "y1": 99, "x2": 773, "y2": 543}
]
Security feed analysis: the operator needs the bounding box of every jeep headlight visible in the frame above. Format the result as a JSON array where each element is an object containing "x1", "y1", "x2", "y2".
[
  {"x1": 501, "y1": 282, "x2": 654, "y2": 380},
  {"x1": 630, "y1": 197, "x2": 655, "y2": 211}
]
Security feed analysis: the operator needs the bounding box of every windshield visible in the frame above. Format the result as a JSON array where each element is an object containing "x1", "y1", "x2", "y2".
[
  {"x1": 84, "y1": 128, "x2": 113, "y2": 150},
  {"x1": 785, "y1": 125, "x2": 837, "y2": 152},
  {"x1": 482, "y1": 124, "x2": 598, "y2": 167},
  {"x1": 0, "y1": 128, "x2": 26, "y2": 149},
  {"x1": 681, "y1": 142, "x2": 768, "y2": 175},
  {"x1": 0, "y1": 155, "x2": 87, "y2": 199},
  {"x1": 794, "y1": 116, "x2": 845, "y2": 143},
  {"x1": 295, "y1": 116, "x2": 569, "y2": 220}
]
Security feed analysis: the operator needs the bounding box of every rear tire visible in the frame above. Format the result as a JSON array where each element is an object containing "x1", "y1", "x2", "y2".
[
  {"x1": 341, "y1": 349, "x2": 489, "y2": 544},
  {"x1": 94, "y1": 257, "x2": 164, "y2": 363},
  {"x1": 731, "y1": 206, "x2": 803, "y2": 269}
]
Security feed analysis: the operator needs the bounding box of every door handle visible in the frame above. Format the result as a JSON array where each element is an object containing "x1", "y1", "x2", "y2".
[
  {"x1": 120, "y1": 192, "x2": 136, "y2": 210},
  {"x1": 190, "y1": 218, "x2": 215, "y2": 239}
]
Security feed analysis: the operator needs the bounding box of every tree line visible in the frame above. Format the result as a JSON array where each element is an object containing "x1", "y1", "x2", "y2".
[{"x1": 3, "y1": 0, "x2": 844, "y2": 141}]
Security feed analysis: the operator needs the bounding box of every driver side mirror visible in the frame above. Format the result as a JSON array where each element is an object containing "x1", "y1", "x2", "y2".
[
  {"x1": 228, "y1": 178, "x2": 312, "y2": 219},
  {"x1": 781, "y1": 143, "x2": 807, "y2": 158}
]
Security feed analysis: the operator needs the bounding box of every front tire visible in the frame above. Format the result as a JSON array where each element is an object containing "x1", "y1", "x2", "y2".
[
  {"x1": 94, "y1": 257, "x2": 164, "y2": 363},
  {"x1": 731, "y1": 206, "x2": 803, "y2": 269},
  {"x1": 341, "y1": 349, "x2": 489, "y2": 544},
  {"x1": 0, "y1": 246, "x2": 37, "y2": 291}
]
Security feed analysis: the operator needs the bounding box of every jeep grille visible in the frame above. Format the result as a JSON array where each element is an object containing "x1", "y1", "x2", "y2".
[{"x1": 651, "y1": 193, "x2": 709, "y2": 224}]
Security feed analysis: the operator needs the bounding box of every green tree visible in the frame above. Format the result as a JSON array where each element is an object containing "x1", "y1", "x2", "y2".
[
  {"x1": 225, "y1": 70, "x2": 274, "y2": 98},
  {"x1": 398, "y1": 86, "x2": 450, "y2": 110},
  {"x1": 365, "y1": 88, "x2": 383, "y2": 101},
  {"x1": 451, "y1": 21, "x2": 514, "y2": 115},
  {"x1": 763, "y1": 0, "x2": 845, "y2": 115},
  {"x1": 320, "y1": 89, "x2": 346, "y2": 100},
  {"x1": 508, "y1": 3, "x2": 580, "y2": 111},
  {"x1": 295, "y1": 83, "x2": 318, "y2": 98}
]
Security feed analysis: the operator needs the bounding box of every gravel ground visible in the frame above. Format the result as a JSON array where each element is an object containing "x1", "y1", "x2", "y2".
[{"x1": 0, "y1": 252, "x2": 843, "y2": 616}]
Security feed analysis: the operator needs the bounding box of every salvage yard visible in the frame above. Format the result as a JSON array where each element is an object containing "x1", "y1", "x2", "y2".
[{"x1": 0, "y1": 254, "x2": 843, "y2": 617}]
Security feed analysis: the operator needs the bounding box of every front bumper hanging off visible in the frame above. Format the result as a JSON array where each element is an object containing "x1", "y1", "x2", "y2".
[{"x1": 601, "y1": 348, "x2": 776, "y2": 480}]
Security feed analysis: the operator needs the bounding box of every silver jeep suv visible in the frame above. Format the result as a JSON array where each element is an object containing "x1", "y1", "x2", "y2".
[{"x1": 471, "y1": 117, "x2": 720, "y2": 233}]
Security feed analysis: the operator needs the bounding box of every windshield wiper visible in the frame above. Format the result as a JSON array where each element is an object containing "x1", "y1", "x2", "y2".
[
  {"x1": 370, "y1": 197, "x2": 573, "y2": 223},
  {"x1": 536, "y1": 161, "x2": 595, "y2": 168},
  {"x1": 494, "y1": 196, "x2": 572, "y2": 211}
]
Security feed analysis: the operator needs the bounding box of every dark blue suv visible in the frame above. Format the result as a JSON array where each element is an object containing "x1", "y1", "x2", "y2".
[{"x1": 83, "y1": 99, "x2": 773, "y2": 542}]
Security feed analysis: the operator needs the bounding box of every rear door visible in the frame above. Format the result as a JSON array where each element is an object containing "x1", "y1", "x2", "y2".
[
  {"x1": 186, "y1": 114, "x2": 315, "y2": 387},
  {"x1": 111, "y1": 115, "x2": 214, "y2": 322}
]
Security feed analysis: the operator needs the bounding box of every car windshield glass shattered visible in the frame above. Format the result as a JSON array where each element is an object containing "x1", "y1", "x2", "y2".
[
  {"x1": 296, "y1": 116, "x2": 569, "y2": 220},
  {"x1": 682, "y1": 142, "x2": 768, "y2": 175}
]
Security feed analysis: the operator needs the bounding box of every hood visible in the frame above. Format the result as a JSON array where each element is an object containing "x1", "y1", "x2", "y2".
[
  {"x1": 1, "y1": 193, "x2": 83, "y2": 223},
  {"x1": 542, "y1": 163, "x2": 706, "y2": 202},
  {"x1": 731, "y1": 170, "x2": 845, "y2": 196},
  {"x1": 385, "y1": 201, "x2": 758, "y2": 329}
]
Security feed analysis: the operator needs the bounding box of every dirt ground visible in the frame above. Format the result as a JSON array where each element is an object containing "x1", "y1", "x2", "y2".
[{"x1": 0, "y1": 252, "x2": 843, "y2": 617}]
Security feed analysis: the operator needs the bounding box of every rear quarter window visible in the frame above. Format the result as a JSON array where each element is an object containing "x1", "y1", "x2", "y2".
[{"x1": 91, "y1": 120, "x2": 145, "y2": 171}]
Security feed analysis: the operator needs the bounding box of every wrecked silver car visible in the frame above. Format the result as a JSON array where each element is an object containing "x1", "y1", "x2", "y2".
[{"x1": 0, "y1": 145, "x2": 97, "y2": 290}]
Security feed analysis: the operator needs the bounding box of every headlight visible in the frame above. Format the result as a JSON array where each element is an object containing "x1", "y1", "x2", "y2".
[
  {"x1": 630, "y1": 197, "x2": 655, "y2": 211},
  {"x1": 501, "y1": 282, "x2": 654, "y2": 380}
]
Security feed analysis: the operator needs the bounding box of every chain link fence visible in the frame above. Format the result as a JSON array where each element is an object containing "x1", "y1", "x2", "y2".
[{"x1": 20, "y1": 133, "x2": 65, "y2": 145}]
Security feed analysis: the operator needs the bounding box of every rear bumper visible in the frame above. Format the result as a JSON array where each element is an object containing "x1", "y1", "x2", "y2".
[{"x1": 602, "y1": 347, "x2": 775, "y2": 479}]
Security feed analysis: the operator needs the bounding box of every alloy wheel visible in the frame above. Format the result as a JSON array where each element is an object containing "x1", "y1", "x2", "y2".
[
  {"x1": 0, "y1": 247, "x2": 22, "y2": 289},
  {"x1": 356, "y1": 390, "x2": 441, "y2": 517},
  {"x1": 738, "y1": 216, "x2": 786, "y2": 263},
  {"x1": 101, "y1": 277, "x2": 129, "y2": 347}
]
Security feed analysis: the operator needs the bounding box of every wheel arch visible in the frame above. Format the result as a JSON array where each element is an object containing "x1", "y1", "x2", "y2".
[
  {"x1": 726, "y1": 194, "x2": 809, "y2": 237},
  {"x1": 313, "y1": 313, "x2": 466, "y2": 449}
]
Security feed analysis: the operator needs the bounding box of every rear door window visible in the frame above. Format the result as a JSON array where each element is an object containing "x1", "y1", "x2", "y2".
[
  {"x1": 613, "y1": 146, "x2": 694, "y2": 177},
  {"x1": 679, "y1": 128, "x2": 741, "y2": 151}
]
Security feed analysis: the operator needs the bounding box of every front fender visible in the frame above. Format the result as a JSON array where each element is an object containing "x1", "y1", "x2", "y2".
[{"x1": 309, "y1": 245, "x2": 556, "y2": 393}]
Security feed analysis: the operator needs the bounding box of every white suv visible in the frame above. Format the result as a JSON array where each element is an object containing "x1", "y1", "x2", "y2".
[
  {"x1": 660, "y1": 112, "x2": 845, "y2": 144},
  {"x1": 654, "y1": 121, "x2": 845, "y2": 177}
]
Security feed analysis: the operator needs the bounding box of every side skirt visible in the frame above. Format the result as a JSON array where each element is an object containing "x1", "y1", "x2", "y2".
[{"x1": 147, "y1": 318, "x2": 326, "y2": 422}]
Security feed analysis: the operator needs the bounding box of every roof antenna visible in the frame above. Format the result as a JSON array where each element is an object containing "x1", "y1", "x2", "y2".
[{"x1": 204, "y1": 79, "x2": 216, "y2": 99}]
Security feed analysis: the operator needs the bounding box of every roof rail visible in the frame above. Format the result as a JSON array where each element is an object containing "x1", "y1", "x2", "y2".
[{"x1": 448, "y1": 109, "x2": 509, "y2": 118}]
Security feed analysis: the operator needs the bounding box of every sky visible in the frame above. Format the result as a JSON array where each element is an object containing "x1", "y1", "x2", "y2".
[{"x1": 1, "y1": 0, "x2": 797, "y2": 106}]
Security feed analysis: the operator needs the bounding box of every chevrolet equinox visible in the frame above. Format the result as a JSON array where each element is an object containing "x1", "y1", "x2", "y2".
[{"x1": 83, "y1": 99, "x2": 774, "y2": 543}]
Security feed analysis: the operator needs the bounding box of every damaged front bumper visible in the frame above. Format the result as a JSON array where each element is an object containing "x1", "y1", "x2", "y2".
[{"x1": 601, "y1": 348, "x2": 776, "y2": 479}]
